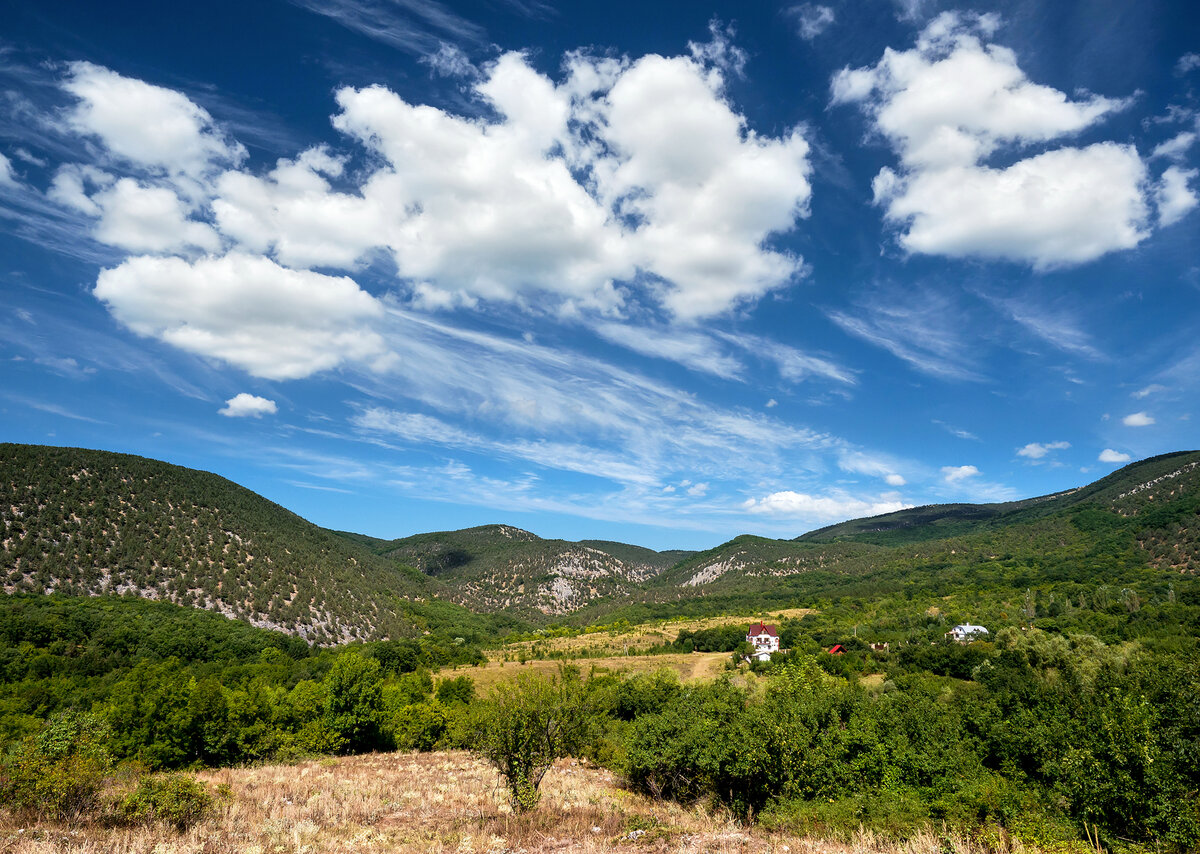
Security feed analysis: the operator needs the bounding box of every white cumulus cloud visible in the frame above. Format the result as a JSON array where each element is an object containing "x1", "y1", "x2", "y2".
[
  {"x1": 1099, "y1": 448, "x2": 1131, "y2": 463},
  {"x1": 1017, "y1": 440, "x2": 1070, "y2": 459},
  {"x1": 61, "y1": 62, "x2": 244, "y2": 182},
  {"x1": 219, "y1": 393, "x2": 278, "y2": 418},
  {"x1": 94, "y1": 253, "x2": 390, "y2": 380},
  {"x1": 1122, "y1": 411, "x2": 1155, "y2": 427},
  {"x1": 300, "y1": 48, "x2": 812, "y2": 319},
  {"x1": 91, "y1": 178, "x2": 219, "y2": 253},
  {"x1": 743, "y1": 489, "x2": 909, "y2": 521},
  {"x1": 832, "y1": 12, "x2": 1151, "y2": 268},
  {"x1": 1156, "y1": 166, "x2": 1198, "y2": 226},
  {"x1": 48, "y1": 45, "x2": 816, "y2": 383},
  {"x1": 789, "y1": 4, "x2": 836, "y2": 40},
  {"x1": 941, "y1": 464, "x2": 980, "y2": 483}
]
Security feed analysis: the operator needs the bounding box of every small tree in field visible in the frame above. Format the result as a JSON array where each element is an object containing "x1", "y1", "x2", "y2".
[{"x1": 470, "y1": 669, "x2": 591, "y2": 811}]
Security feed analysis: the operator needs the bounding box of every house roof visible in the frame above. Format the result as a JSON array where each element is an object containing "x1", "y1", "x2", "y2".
[
  {"x1": 828, "y1": 644, "x2": 844, "y2": 654},
  {"x1": 747, "y1": 621, "x2": 778, "y2": 637},
  {"x1": 950, "y1": 624, "x2": 988, "y2": 634}
]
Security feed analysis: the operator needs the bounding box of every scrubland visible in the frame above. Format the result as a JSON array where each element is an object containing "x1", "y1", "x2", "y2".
[{"x1": 0, "y1": 751, "x2": 1018, "y2": 854}]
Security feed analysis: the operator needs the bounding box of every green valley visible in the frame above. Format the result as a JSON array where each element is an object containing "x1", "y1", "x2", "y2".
[{"x1": 2, "y1": 443, "x2": 1199, "y2": 853}]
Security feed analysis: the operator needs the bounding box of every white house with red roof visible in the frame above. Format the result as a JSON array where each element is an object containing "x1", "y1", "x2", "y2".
[{"x1": 746, "y1": 621, "x2": 780, "y2": 662}]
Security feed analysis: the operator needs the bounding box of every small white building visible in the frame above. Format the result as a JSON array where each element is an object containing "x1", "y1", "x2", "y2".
[
  {"x1": 947, "y1": 624, "x2": 989, "y2": 643},
  {"x1": 746, "y1": 621, "x2": 780, "y2": 662}
]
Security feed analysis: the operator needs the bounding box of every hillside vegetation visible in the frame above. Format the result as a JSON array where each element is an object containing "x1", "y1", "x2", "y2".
[
  {"x1": 571, "y1": 450, "x2": 1200, "y2": 624},
  {"x1": 4, "y1": 444, "x2": 1198, "y2": 632},
  {"x1": 0, "y1": 444, "x2": 519, "y2": 643},
  {"x1": 358, "y1": 525, "x2": 691, "y2": 616}
]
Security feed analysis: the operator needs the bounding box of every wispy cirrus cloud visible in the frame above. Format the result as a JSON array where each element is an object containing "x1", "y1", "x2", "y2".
[
  {"x1": 826, "y1": 286, "x2": 981, "y2": 381},
  {"x1": 979, "y1": 291, "x2": 1106, "y2": 360},
  {"x1": 285, "y1": 0, "x2": 485, "y2": 54},
  {"x1": 938, "y1": 464, "x2": 1017, "y2": 501},
  {"x1": 933, "y1": 420, "x2": 979, "y2": 441},
  {"x1": 720, "y1": 331, "x2": 857, "y2": 387},
  {"x1": 4, "y1": 394, "x2": 109, "y2": 424},
  {"x1": 592, "y1": 322, "x2": 744, "y2": 380},
  {"x1": 838, "y1": 450, "x2": 907, "y2": 486},
  {"x1": 1132, "y1": 383, "x2": 1167, "y2": 399}
]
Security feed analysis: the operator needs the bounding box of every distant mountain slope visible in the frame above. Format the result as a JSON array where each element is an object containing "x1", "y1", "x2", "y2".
[
  {"x1": 0, "y1": 444, "x2": 489, "y2": 644},
  {"x1": 610, "y1": 451, "x2": 1200, "y2": 616},
  {"x1": 650, "y1": 535, "x2": 882, "y2": 590},
  {"x1": 798, "y1": 451, "x2": 1200, "y2": 547},
  {"x1": 4, "y1": 443, "x2": 1197, "y2": 632},
  {"x1": 366, "y1": 525, "x2": 695, "y2": 616}
]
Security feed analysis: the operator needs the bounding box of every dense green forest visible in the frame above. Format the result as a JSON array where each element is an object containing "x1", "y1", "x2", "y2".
[{"x1": 0, "y1": 593, "x2": 487, "y2": 762}]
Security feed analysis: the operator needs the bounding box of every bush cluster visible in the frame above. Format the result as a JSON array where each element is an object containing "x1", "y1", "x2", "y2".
[{"x1": 0, "y1": 711, "x2": 213, "y2": 830}]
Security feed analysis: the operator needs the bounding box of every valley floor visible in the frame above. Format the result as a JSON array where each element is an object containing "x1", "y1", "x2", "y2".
[
  {"x1": 1, "y1": 751, "x2": 1014, "y2": 854},
  {"x1": 461, "y1": 651, "x2": 732, "y2": 689}
]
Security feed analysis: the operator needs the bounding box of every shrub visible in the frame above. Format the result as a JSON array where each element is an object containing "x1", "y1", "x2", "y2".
[
  {"x1": 436, "y1": 674, "x2": 475, "y2": 705},
  {"x1": 323, "y1": 651, "x2": 384, "y2": 753},
  {"x1": 392, "y1": 700, "x2": 448, "y2": 751},
  {"x1": 469, "y1": 669, "x2": 595, "y2": 811},
  {"x1": 625, "y1": 678, "x2": 768, "y2": 818},
  {"x1": 117, "y1": 772, "x2": 213, "y2": 830},
  {"x1": 0, "y1": 710, "x2": 113, "y2": 820}
]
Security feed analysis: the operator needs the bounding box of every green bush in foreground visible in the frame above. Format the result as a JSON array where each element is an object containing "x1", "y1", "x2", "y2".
[
  {"x1": 469, "y1": 669, "x2": 596, "y2": 811},
  {"x1": 0, "y1": 710, "x2": 214, "y2": 831},
  {"x1": 117, "y1": 772, "x2": 214, "y2": 830},
  {"x1": 0, "y1": 710, "x2": 113, "y2": 820}
]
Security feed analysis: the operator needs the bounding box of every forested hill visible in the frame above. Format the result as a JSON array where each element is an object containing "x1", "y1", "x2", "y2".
[
  {"x1": 571, "y1": 450, "x2": 1200, "y2": 623},
  {"x1": 3, "y1": 443, "x2": 1199, "y2": 632},
  {"x1": 353, "y1": 525, "x2": 693, "y2": 616},
  {"x1": 797, "y1": 450, "x2": 1200, "y2": 546},
  {"x1": 0, "y1": 444, "x2": 513, "y2": 644}
]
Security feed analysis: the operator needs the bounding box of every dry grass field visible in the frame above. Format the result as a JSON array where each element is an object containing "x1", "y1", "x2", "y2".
[
  {"x1": 0, "y1": 750, "x2": 1021, "y2": 854},
  {"x1": 449, "y1": 651, "x2": 734, "y2": 691},
  {"x1": 489, "y1": 610, "x2": 817, "y2": 661}
]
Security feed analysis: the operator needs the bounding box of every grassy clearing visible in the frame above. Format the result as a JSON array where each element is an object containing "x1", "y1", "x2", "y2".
[
  {"x1": 491, "y1": 610, "x2": 816, "y2": 661},
  {"x1": 445, "y1": 652, "x2": 733, "y2": 691},
  {"x1": 0, "y1": 750, "x2": 1023, "y2": 854}
]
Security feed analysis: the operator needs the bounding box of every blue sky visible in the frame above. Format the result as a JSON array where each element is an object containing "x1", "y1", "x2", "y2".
[{"x1": 1, "y1": 0, "x2": 1197, "y2": 550}]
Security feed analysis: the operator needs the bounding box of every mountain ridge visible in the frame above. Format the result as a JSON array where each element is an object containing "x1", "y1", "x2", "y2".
[{"x1": 3, "y1": 443, "x2": 1197, "y2": 637}]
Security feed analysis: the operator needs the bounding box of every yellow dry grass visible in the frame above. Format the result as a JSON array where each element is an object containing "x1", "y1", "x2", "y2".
[
  {"x1": 0, "y1": 750, "x2": 1022, "y2": 854},
  {"x1": 488, "y1": 610, "x2": 816, "y2": 661},
  {"x1": 447, "y1": 652, "x2": 732, "y2": 691}
]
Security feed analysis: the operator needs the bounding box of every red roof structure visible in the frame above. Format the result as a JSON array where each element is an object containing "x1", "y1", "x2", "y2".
[
  {"x1": 747, "y1": 621, "x2": 778, "y2": 637},
  {"x1": 828, "y1": 644, "x2": 845, "y2": 655}
]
